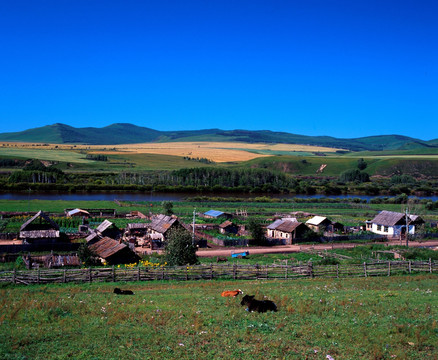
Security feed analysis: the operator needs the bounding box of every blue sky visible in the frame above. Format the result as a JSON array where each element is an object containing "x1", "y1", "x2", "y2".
[{"x1": 0, "y1": 0, "x2": 436, "y2": 140}]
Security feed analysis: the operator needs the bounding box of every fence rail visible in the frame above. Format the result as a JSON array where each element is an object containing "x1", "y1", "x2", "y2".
[{"x1": 0, "y1": 260, "x2": 436, "y2": 285}]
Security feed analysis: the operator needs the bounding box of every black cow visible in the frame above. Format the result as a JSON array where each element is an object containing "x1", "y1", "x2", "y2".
[
  {"x1": 114, "y1": 287, "x2": 134, "y2": 295},
  {"x1": 240, "y1": 294, "x2": 277, "y2": 313}
]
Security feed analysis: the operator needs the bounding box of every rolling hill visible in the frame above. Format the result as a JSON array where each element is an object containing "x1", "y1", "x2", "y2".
[{"x1": 0, "y1": 123, "x2": 436, "y2": 152}]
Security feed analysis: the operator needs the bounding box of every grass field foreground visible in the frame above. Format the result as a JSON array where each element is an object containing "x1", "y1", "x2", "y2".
[{"x1": 0, "y1": 275, "x2": 437, "y2": 359}]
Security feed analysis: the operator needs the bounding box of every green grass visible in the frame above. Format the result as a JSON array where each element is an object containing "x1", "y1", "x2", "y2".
[
  {"x1": 0, "y1": 275, "x2": 436, "y2": 359},
  {"x1": 0, "y1": 148, "x2": 95, "y2": 164}
]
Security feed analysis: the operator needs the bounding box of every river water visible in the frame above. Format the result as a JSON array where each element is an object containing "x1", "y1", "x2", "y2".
[{"x1": 0, "y1": 192, "x2": 437, "y2": 202}]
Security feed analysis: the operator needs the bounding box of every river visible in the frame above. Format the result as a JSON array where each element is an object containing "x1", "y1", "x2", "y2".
[{"x1": 0, "y1": 192, "x2": 437, "y2": 202}]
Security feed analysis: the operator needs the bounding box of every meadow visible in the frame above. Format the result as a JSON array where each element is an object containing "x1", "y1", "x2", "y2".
[{"x1": 0, "y1": 275, "x2": 436, "y2": 359}]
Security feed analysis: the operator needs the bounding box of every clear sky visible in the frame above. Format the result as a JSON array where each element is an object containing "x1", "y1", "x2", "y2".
[{"x1": 0, "y1": 0, "x2": 436, "y2": 140}]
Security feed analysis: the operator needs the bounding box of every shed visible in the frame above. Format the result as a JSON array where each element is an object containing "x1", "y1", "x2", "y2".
[
  {"x1": 306, "y1": 216, "x2": 332, "y2": 232},
  {"x1": 89, "y1": 237, "x2": 139, "y2": 265},
  {"x1": 66, "y1": 208, "x2": 90, "y2": 218},
  {"x1": 219, "y1": 220, "x2": 239, "y2": 235},
  {"x1": 19, "y1": 211, "x2": 60, "y2": 244},
  {"x1": 148, "y1": 214, "x2": 185, "y2": 242},
  {"x1": 203, "y1": 210, "x2": 232, "y2": 220},
  {"x1": 86, "y1": 220, "x2": 120, "y2": 244}
]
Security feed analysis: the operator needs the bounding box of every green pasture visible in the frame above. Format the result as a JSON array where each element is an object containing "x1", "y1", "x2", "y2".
[
  {"x1": 0, "y1": 275, "x2": 437, "y2": 359},
  {"x1": 0, "y1": 148, "x2": 94, "y2": 164}
]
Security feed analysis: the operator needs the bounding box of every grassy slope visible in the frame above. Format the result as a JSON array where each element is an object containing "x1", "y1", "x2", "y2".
[{"x1": 0, "y1": 275, "x2": 436, "y2": 359}]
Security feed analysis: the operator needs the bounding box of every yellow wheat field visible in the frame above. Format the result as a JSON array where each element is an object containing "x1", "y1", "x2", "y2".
[{"x1": 0, "y1": 141, "x2": 341, "y2": 163}]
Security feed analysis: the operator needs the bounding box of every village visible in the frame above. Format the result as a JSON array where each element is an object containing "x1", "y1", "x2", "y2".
[{"x1": 0, "y1": 205, "x2": 432, "y2": 269}]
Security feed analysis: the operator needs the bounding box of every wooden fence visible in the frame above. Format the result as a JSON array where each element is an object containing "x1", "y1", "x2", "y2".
[{"x1": 0, "y1": 260, "x2": 436, "y2": 285}]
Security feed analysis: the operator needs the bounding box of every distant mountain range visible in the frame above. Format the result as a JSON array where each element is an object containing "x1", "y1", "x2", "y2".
[{"x1": 0, "y1": 123, "x2": 437, "y2": 152}]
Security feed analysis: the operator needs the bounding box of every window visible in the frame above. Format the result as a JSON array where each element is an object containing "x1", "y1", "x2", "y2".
[
  {"x1": 384, "y1": 226, "x2": 388, "y2": 232},
  {"x1": 377, "y1": 225, "x2": 381, "y2": 231}
]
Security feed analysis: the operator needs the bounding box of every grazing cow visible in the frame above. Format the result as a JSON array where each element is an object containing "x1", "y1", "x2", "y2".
[
  {"x1": 240, "y1": 294, "x2": 277, "y2": 313},
  {"x1": 114, "y1": 287, "x2": 134, "y2": 295},
  {"x1": 221, "y1": 289, "x2": 243, "y2": 297}
]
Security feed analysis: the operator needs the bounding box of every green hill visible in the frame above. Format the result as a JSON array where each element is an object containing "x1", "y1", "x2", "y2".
[{"x1": 0, "y1": 123, "x2": 436, "y2": 152}]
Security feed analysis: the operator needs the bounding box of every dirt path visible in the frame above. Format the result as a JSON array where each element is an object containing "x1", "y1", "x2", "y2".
[{"x1": 196, "y1": 240, "x2": 438, "y2": 258}]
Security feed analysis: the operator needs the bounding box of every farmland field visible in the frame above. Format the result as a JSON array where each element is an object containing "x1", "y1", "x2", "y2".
[{"x1": 0, "y1": 275, "x2": 436, "y2": 359}]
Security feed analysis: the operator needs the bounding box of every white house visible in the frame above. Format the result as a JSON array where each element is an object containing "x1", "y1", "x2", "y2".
[{"x1": 366, "y1": 210, "x2": 424, "y2": 236}]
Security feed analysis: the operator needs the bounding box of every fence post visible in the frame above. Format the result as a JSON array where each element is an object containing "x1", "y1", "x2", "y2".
[
  {"x1": 429, "y1": 258, "x2": 432, "y2": 274},
  {"x1": 266, "y1": 265, "x2": 268, "y2": 279},
  {"x1": 89, "y1": 267, "x2": 92, "y2": 283},
  {"x1": 285, "y1": 264, "x2": 288, "y2": 280},
  {"x1": 363, "y1": 262, "x2": 367, "y2": 277},
  {"x1": 408, "y1": 261, "x2": 411, "y2": 274},
  {"x1": 186, "y1": 266, "x2": 188, "y2": 281},
  {"x1": 336, "y1": 264, "x2": 339, "y2": 279},
  {"x1": 233, "y1": 263, "x2": 237, "y2": 280},
  {"x1": 387, "y1": 262, "x2": 391, "y2": 276},
  {"x1": 210, "y1": 264, "x2": 213, "y2": 280},
  {"x1": 308, "y1": 262, "x2": 314, "y2": 278},
  {"x1": 63, "y1": 269, "x2": 66, "y2": 283},
  {"x1": 13, "y1": 268, "x2": 16, "y2": 284},
  {"x1": 37, "y1": 268, "x2": 40, "y2": 284},
  {"x1": 112, "y1": 265, "x2": 115, "y2": 282},
  {"x1": 137, "y1": 267, "x2": 140, "y2": 281}
]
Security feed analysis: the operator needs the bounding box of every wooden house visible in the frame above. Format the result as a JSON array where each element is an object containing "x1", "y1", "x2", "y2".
[
  {"x1": 266, "y1": 219, "x2": 310, "y2": 244},
  {"x1": 148, "y1": 214, "x2": 185, "y2": 242},
  {"x1": 305, "y1": 216, "x2": 332, "y2": 232},
  {"x1": 19, "y1": 211, "x2": 60, "y2": 244},
  {"x1": 366, "y1": 210, "x2": 424, "y2": 236},
  {"x1": 219, "y1": 220, "x2": 239, "y2": 235},
  {"x1": 127, "y1": 223, "x2": 149, "y2": 237},
  {"x1": 86, "y1": 220, "x2": 120, "y2": 244},
  {"x1": 89, "y1": 237, "x2": 139, "y2": 265}
]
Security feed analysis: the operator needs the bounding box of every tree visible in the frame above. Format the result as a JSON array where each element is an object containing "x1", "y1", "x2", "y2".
[
  {"x1": 162, "y1": 201, "x2": 174, "y2": 215},
  {"x1": 247, "y1": 218, "x2": 266, "y2": 246},
  {"x1": 77, "y1": 244, "x2": 100, "y2": 266},
  {"x1": 164, "y1": 228, "x2": 198, "y2": 266},
  {"x1": 357, "y1": 158, "x2": 367, "y2": 170}
]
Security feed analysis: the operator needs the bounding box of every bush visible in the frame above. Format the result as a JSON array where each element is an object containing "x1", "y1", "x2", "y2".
[{"x1": 164, "y1": 228, "x2": 198, "y2": 266}]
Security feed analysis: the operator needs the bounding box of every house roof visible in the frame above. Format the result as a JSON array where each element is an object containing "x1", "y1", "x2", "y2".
[
  {"x1": 204, "y1": 210, "x2": 225, "y2": 217},
  {"x1": 267, "y1": 219, "x2": 303, "y2": 233},
  {"x1": 20, "y1": 230, "x2": 60, "y2": 239},
  {"x1": 306, "y1": 216, "x2": 329, "y2": 226},
  {"x1": 219, "y1": 220, "x2": 234, "y2": 228},
  {"x1": 370, "y1": 211, "x2": 423, "y2": 227},
  {"x1": 127, "y1": 223, "x2": 149, "y2": 230},
  {"x1": 86, "y1": 220, "x2": 115, "y2": 243},
  {"x1": 150, "y1": 214, "x2": 178, "y2": 234},
  {"x1": 89, "y1": 237, "x2": 128, "y2": 259},
  {"x1": 20, "y1": 210, "x2": 59, "y2": 231},
  {"x1": 67, "y1": 208, "x2": 90, "y2": 216}
]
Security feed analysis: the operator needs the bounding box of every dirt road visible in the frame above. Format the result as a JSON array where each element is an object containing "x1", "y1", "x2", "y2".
[{"x1": 196, "y1": 240, "x2": 438, "y2": 258}]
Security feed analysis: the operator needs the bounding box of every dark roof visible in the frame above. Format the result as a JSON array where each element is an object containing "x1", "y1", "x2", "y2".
[
  {"x1": 89, "y1": 237, "x2": 128, "y2": 259},
  {"x1": 267, "y1": 219, "x2": 303, "y2": 233},
  {"x1": 370, "y1": 211, "x2": 423, "y2": 227},
  {"x1": 150, "y1": 214, "x2": 178, "y2": 234},
  {"x1": 20, "y1": 210, "x2": 59, "y2": 231},
  {"x1": 86, "y1": 220, "x2": 116, "y2": 243}
]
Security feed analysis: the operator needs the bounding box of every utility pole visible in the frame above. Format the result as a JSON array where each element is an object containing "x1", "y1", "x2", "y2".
[
  {"x1": 192, "y1": 208, "x2": 196, "y2": 245},
  {"x1": 405, "y1": 208, "x2": 410, "y2": 247}
]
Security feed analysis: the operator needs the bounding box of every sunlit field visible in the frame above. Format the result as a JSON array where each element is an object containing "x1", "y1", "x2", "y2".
[{"x1": 0, "y1": 275, "x2": 436, "y2": 359}]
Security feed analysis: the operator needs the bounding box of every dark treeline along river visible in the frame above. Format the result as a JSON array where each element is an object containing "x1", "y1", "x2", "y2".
[{"x1": 1, "y1": 192, "x2": 437, "y2": 202}]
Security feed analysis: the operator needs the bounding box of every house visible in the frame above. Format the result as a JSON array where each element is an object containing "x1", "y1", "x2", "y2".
[
  {"x1": 66, "y1": 208, "x2": 90, "y2": 218},
  {"x1": 127, "y1": 223, "x2": 149, "y2": 237},
  {"x1": 19, "y1": 211, "x2": 60, "y2": 244},
  {"x1": 86, "y1": 220, "x2": 120, "y2": 244},
  {"x1": 203, "y1": 210, "x2": 232, "y2": 220},
  {"x1": 219, "y1": 220, "x2": 239, "y2": 235},
  {"x1": 89, "y1": 237, "x2": 139, "y2": 265},
  {"x1": 148, "y1": 214, "x2": 185, "y2": 242},
  {"x1": 366, "y1": 210, "x2": 424, "y2": 236},
  {"x1": 305, "y1": 216, "x2": 332, "y2": 232},
  {"x1": 266, "y1": 218, "x2": 310, "y2": 244}
]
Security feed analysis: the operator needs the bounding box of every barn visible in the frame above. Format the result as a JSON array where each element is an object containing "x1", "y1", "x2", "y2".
[{"x1": 89, "y1": 237, "x2": 139, "y2": 265}]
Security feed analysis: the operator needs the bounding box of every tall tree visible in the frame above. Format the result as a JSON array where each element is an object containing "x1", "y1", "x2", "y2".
[{"x1": 164, "y1": 228, "x2": 198, "y2": 266}]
